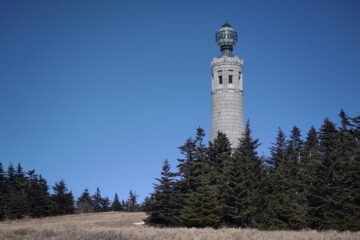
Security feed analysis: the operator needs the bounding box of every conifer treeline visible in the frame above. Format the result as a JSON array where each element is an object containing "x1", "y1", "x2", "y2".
[
  {"x1": 0, "y1": 164, "x2": 141, "y2": 220},
  {"x1": 145, "y1": 110, "x2": 360, "y2": 231}
]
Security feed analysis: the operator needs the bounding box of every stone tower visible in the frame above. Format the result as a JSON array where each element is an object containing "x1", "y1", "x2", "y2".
[{"x1": 211, "y1": 22, "x2": 245, "y2": 147}]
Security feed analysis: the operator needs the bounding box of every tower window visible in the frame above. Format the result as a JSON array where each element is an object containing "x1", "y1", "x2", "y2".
[
  {"x1": 219, "y1": 76, "x2": 223, "y2": 84},
  {"x1": 229, "y1": 75, "x2": 233, "y2": 84},
  {"x1": 239, "y1": 72, "x2": 241, "y2": 80}
]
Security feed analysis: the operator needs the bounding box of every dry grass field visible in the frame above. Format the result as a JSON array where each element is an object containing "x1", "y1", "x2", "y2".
[{"x1": 0, "y1": 212, "x2": 359, "y2": 240}]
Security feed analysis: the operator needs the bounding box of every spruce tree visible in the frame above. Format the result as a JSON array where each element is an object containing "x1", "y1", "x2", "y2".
[
  {"x1": 303, "y1": 127, "x2": 321, "y2": 226},
  {"x1": 101, "y1": 197, "x2": 111, "y2": 212},
  {"x1": 177, "y1": 138, "x2": 198, "y2": 192},
  {"x1": 333, "y1": 111, "x2": 360, "y2": 230},
  {"x1": 208, "y1": 132, "x2": 232, "y2": 220},
  {"x1": 285, "y1": 126, "x2": 307, "y2": 229},
  {"x1": 141, "y1": 196, "x2": 154, "y2": 212},
  {"x1": 5, "y1": 164, "x2": 29, "y2": 219},
  {"x1": 51, "y1": 180, "x2": 74, "y2": 215},
  {"x1": 146, "y1": 160, "x2": 180, "y2": 226},
  {"x1": 125, "y1": 190, "x2": 139, "y2": 212},
  {"x1": 27, "y1": 171, "x2": 51, "y2": 217},
  {"x1": 180, "y1": 176, "x2": 222, "y2": 228},
  {"x1": 111, "y1": 193, "x2": 122, "y2": 211},
  {"x1": 257, "y1": 129, "x2": 286, "y2": 229},
  {"x1": 121, "y1": 200, "x2": 126, "y2": 210},
  {"x1": 223, "y1": 122, "x2": 263, "y2": 227},
  {"x1": 92, "y1": 187, "x2": 103, "y2": 212},
  {"x1": 261, "y1": 128, "x2": 307, "y2": 229},
  {"x1": 175, "y1": 129, "x2": 210, "y2": 222},
  {"x1": 77, "y1": 189, "x2": 94, "y2": 213},
  {"x1": 208, "y1": 132, "x2": 232, "y2": 183},
  {"x1": 267, "y1": 128, "x2": 287, "y2": 170},
  {"x1": 308, "y1": 118, "x2": 339, "y2": 229},
  {"x1": 177, "y1": 129, "x2": 222, "y2": 227}
]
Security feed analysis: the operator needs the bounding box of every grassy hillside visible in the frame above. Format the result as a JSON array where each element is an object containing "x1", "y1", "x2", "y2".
[{"x1": 0, "y1": 212, "x2": 358, "y2": 240}]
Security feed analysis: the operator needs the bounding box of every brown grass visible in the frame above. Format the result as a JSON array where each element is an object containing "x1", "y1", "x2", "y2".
[{"x1": 0, "y1": 212, "x2": 358, "y2": 240}]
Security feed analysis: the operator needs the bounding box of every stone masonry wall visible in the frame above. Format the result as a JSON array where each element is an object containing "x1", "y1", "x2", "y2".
[{"x1": 211, "y1": 56, "x2": 244, "y2": 147}]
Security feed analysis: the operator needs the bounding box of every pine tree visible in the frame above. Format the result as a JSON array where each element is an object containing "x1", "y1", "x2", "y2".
[
  {"x1": 125, "y1": 190, "x2": 139, "y2": 212},
  {"x1": 146, "y1": 160, "x2": 180, "y2": 226},
  {"x1": 303, "y1": 127, "x2": 321, "y2": 226},
  {"x1": 51, "y1": 180, "x2": 74, "y2": 215},
  {"x1": 267, "y1": 128, "x2": 287, "y2": 170},
  {"x1": 177, "y1": 138, "x2": 198, "y2": 192},
  {"x1": 27, "y1": 171, "x2": 51, "y2": 217},
  {"x1": 92, "y1": 187, "x2": 103, "y2": 212},
  {"x1": 101, "y1": 197, "x2": 111, "y2": 212},
  {"x1": 308, "y1": 118, "x2": 339, "y2": 229},
  {"x1": 77, "y1": 189, "x2": 94, "y2": 213},
  {"x1": 261, "y1": 128, "x2": 307, "y2": 229},
  {"x1": 285, "y1": 126, "x2": 307, "y2": 229},
  {"x1": 223, "y1": 122, "x2": 263, "y2": 227},
  {"x1": 90, "y1": 187, "x2": 112, "y2": 212},
  {"x1": 175, "y1": 128, "x2": 211, "y2": 223},
  {"x1": 256, "y1": 129, "x2": 286, "y2": 229},
  {"x1": 121, "y1": 200, "x2": 126, "y2": 210},
  {"x1": 180, "y1": 176, "x2": 222, "y2": 228},
  {"x1": 141, "y1": 196, "x2": 154, "y2": 212},
  {"x1": 208, "y1": 132, "x2": 232, "y2": 222},
  {"x1": 111, "y1": 193, "x2": 122, "y2": 211},
  {"x1": 176, "y1": 129, "x2": 223, "y2": 227},
  {"x1": 5, "y1": 163, "x2": 29, "y2": 219},
  {"x1": 332, "y1": 111, "x2": 360, "y2": 230},
  {"x1": 208, "y1": 132, "x2": 232, "y2": 183}
]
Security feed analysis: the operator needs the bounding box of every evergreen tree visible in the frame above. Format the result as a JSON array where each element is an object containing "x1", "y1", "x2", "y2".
[
  {"x1": 51, "y1": 180, "x2": 74, "y2": 215},
  {"x1": 261, "y1": 128, "x2": 307, "y2": 229},
  {"x1": 121, "y1": 200, "x2": 126, "y2": 210},
  {"x1": 125, "y1": 190, "x2": 139, "y2": 212},
  {"x1": 308, "y1": 118, "x2": 339, "y2": 229},
  {"x1": 223, "y1": 122, "x2": 263, "y2": 227},
  {"x1": 285, "y1": 126, "x2": 307, "y2": 229},
  {"x1": 332, "y1": 111, "x2": 360, "y2": 230},
  {"x1": 208, "y1": 132, "x2": 232, "y2": 222},
  {"x1": 208, "y1": 132, "x2": 232, "y2": 184},
  {"x1": 267, "y1": 128, "x2": 287, "y2": 170},
  {"x1": 111, "y1": 193, "x2": 122, "y2": 211},
  {"x1": 92, "y1": 187, "x2": 103, "y2": 212},
  {"x1": 175, "y1": 128, "x2": 210, "y2": 222},
  {"x1": 27, "y1": 171, "x2": 51, "y2": 217},
  {"x1": 303, "y1": 127, "x2": 321, "y2": 226},
  {"x1": 146, "y1": 160, "x2": 180, "y2": 226},
  {"x1": 141, "y1": 196, "x2": 154, "y2": 212},
  {"x1": 180, "y1": 176, "x2": 222, "y2": 228},
  {"x1": 144, "y1": 118, "x2": 360, "y2": 230},
  {"x1": 303, "y1": 127, "x2": 320, "y2": 171},
  {"x1": 101, "y1": 197, "x2": 111, "y2": 212},
  {"x1": 177, "y1": 138, "x2": 198, "y2": 192},
  {"x1": 77, "y1": 188, "x2": 94, "y2": 213},
  {"x1": 5, "y1": 163, "x2": 29, "y2": 219}
]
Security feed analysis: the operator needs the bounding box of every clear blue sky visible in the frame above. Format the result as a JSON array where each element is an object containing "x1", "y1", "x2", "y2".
[{"x1": 1, "y1": 0, "x2": 359, "y2": 202}]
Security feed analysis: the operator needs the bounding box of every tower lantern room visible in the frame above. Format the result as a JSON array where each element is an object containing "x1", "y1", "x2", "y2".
[{"x1": 215, "y1": 22, "x2": 238, "y2": 57}]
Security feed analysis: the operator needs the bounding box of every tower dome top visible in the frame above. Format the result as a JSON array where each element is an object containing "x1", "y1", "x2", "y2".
[
  {"x1": 222, "y1": 21, "x2": 232, "y2": 27},
  {"x1": 215, "y1": 21, "x2": 238, "y2": 57}
]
